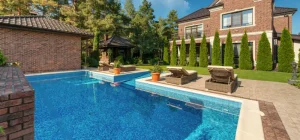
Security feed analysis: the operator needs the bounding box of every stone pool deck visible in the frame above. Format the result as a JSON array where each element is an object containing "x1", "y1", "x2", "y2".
[{"x1": 154, "y1": 74, "x2": 300, "y2": 140}]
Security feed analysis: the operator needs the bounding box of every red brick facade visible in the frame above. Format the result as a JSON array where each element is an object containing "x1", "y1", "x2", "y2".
[
  {"x1": 0, "y1": 28, "x2": 82, "y2": 73},
  {"x1": 274, "y1": 15, "x2": 293, "y2": 33},
  {"x1": 173, "y1": 0, "x2": 295, "y2": 64},
  {"x1": 0, "y1": 67, "x2": 35, "y2": 140}
]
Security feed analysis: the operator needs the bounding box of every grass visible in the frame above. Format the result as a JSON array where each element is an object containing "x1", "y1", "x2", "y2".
[{"x1": 137, "y1": 65, "x2": 292, "y2": 83}]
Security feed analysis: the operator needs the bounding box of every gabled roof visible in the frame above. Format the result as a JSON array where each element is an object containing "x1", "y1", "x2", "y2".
[
  {"x1": 177, "y1": 1, "x2": 297, "y2": 23},
  {"x1": 274, "y1": 7, "x2": 297, "y2": 16},
  {"x1": 100, "y1": 36, "x2": 133, "y2": 48},
  {"x1": 177, "y1": 8, "x2": 210, "y2": 23},
  {"x1": 0, "y1": 16, "x2": 93, "y2": 38}
]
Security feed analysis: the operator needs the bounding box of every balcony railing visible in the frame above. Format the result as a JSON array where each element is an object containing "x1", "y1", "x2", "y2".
[{"x1": 185, "y1": 32, "x2": 202, "y2": 39}]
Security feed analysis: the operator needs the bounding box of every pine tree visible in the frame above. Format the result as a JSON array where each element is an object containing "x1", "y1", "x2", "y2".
[
  {"x1": 239, "y1": 31, "x2": 253, "y2": 70},
  {"x1": 224, "y1": 31, "x2": 234, "y2": 67},
  {"x1": 278, "y1": 28, "x2": 295, "y2": 72},
  {"x1": 124, "y1": 0, "x2": 136, "y2": 18},
  {"x1": 180, "y1": 38, "x2": 186, "y2": 66},
  {"x1": 0, "y1": 0, "x2": 32, "y2": 15},
  {"x1": 171, "y1": 39, "x2": 177, "y2": 65},
  {"x1": 256, "y1": 32, "x2": 273, "y2": 71},
  {"x1": 212, "y1": 31, "x2": 221, "y2": 65},
  {"x1": 199, "y1": 35, "x2": 208, "y2": 67},
  {"x1": 163, "y1": 38, "x2": 170, "y2": 64},
  {"x1": 189, "y1": 35, "x2": 197, "y2": 67}
]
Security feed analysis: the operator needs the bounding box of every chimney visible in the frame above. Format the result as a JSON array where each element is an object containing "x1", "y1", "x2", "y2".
[{"x1": 104, "y1": 34, "x2": 108, "y2": 41}]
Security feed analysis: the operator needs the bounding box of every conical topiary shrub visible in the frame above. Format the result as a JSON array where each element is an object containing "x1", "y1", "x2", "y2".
[
  {"x1": 224, "y1": 31, "x2": 234, "y2": 67},
  {"x1": 180, "y1": 38, "x2": 187, "y2": 66},
  {"x1": 163, "y1": 38, "x2": 170, "y2": 64},
  {"x1": 298, "y1": 49, "x2": 300, "y2": 72},
  {"x1": 171, "y1": 38, "x2": 177, "y2": 65},
  {"x1": 199, "y1": 34, "x2": 208, "y2": 67},
  {"x1": 212, "y1": 31, "x2": 221, "y2": 66},
  {"x1": 278, "y1": 28, "x2": 295, "y2": 72},
  {"x1": 189, "y1": 35, "x2": 197, "y2": 67},
  {"x1": 239, "y1": 31, "x2": 253, "y2": 70},
  {"x1": 256, "y1": 32, "x2": 273, "y2": 71},
  {"x1": 0, "y1": 49, "x2": 6, "y2": 66}
]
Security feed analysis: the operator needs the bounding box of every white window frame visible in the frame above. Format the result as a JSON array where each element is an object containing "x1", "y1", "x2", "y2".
[{"x1": 220, "y1": 7, "x2": 256, "y2": 30}]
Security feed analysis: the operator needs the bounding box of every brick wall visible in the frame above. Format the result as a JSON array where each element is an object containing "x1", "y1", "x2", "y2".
[
  {"x1": 0, "y1": 28, "x2": 82, "y2": 73},
  {"x1": 0, "y1": 67, "x2": 35, "y2": 140},
  {"x1": 273, "y1": 15, "x2": 293, "y2": 33}
]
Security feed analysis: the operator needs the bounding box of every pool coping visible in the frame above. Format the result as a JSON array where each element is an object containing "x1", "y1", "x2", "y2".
[
  {"x1": 136, "y1": 73, "x2": 265, "y2": 140},
  {"x1": 25, "y1": 69, "x2": 88, "y2": 76}
]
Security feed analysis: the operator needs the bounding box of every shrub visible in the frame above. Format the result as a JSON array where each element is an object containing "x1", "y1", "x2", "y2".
[
  {"x1": 148, "y1": 57, "x2": 160, "y2": 65},
  {"x1": 278, "y1": 28, "x2": 295, "y2": 72},
  {"x1": 239, "y1": 31, "x2": 253, "y2": 70},
  {"x1": 90, "y1": 50, "x2": 100, "y2": 61},
  {"x1": 0, "y1": 49, "x2": 7, "y2": 66},
  {"x1": 150, "y1": 65, "x2": 163, "y2": 73},
  {"x1": 180, "y1": 38, "x2": 187, "y2": 66},
  {"x1": 212, "y1": 31, "x2": 221, "y2": 66},
  {"x1": 256, "y1": 32, "x2": 273, "y2": 71},
  {"x1": 163, "y1": 38, "x2": 170, "y2": 64},
  {"x1": 115, "y1": 56, "x2": 124, "y2": 64},
  {"x1": 170, "y1": 38, "x2": 177, "y2": 65},
  {"x1": 199, "y1": 34, "x2": 208, "y2": 67},
  {"x1": 224, "y1": 31, "x2": 234, "y2": 67},
  {"x1": 87, "y1": 57, "x2": 99, "y2": 67},
  {"x1": 189, "y1": 35, "x2": 197, "y2": 67},
  {"x1": 298, "y1": 49, "x2": 300, "y2": 72},
  {"x1": 114, "y1": 60, "x2": 121, "y2": 68},
  {"x1": 0, "y1": 126, "x2": 4, "y2": 135}
]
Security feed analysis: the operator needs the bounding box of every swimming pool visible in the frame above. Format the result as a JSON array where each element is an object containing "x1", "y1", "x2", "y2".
[{"x1": 27, "y1": 71, "x2": 240, "y2": 140}]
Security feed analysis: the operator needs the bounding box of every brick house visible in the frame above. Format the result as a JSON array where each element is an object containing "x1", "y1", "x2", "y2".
[
  {"x1": 173, "y1": 0, "x2": 299, "y2": 66},
  {"x1": 0, "y1": 16, "x2": 93, "y2": 73}
]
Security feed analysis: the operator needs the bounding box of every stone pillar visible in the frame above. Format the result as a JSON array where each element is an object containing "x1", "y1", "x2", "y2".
[{"x1": 0, "y1": 67, "x2": 34, "y2": 140}]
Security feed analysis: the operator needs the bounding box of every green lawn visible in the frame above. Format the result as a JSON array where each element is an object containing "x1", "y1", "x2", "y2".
[{"x1": 137, "y1": 65, "x2": 292, "y2": 83}]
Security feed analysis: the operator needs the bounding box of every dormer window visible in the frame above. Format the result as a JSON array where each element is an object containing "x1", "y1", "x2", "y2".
[{"x1": 222, "y1": 9, "x2": 253, "y2": 29}]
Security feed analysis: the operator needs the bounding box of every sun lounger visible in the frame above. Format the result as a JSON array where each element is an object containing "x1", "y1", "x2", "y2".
[
  {"x1": 205, "y1": 65, "x2": 238, "y2": 93},
  {"x1": 166, "y1": 67, "x2": 198, "y2": 85}
]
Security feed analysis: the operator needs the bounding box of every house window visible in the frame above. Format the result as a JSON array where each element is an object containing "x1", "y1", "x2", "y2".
[
  {"x1": 222, "y1": 9, "x2": 253, "y2": 29},
  {"x1": 185, "y1": 24, "x2": 203, "y2": 39}
]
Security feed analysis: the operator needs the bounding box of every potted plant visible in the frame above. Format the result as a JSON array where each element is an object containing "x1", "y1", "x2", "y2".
[
  {"x1": 150, "y1": 65, "x2": 163, "y2": 82},
  {"x1": 114, "y1": 61, "x2": 121, "y2": 75}
]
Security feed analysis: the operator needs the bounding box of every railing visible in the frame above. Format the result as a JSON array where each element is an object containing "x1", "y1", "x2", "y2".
[{"x1": 185, "y1": 32, "x2": 202, "y2": 39}]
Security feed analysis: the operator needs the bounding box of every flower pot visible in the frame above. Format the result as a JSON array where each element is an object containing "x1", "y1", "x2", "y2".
[
  {"x1": 151, "y1": 73, "x2": 160, "y2": 82},
  {"x1": 114, "y1": 68, "x2": 121, "y2": 75}
]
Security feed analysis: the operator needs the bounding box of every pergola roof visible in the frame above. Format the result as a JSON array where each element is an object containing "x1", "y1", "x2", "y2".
[{"x1": 100, "y1": 36, "x2": 134, "y2": 48}]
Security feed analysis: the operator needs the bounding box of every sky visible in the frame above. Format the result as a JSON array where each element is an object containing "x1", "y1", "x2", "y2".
[{"x1": 119, "y1": 0, "x2": 300, "y2": 34}]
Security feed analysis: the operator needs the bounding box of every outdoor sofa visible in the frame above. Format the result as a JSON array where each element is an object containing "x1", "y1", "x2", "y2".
[
  {"x1": 165, "y1": 67, "x2": 198, "y2": 85},
  {"x1": 205, "y1": 65, "x2": 238, "y2": 93}
]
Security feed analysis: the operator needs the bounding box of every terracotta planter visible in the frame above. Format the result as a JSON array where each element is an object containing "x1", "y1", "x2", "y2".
[
  {"x1": 114, "y1": 68, "x2": 121, "y2": 75},
  {"x1": 151, "y1": 73, "x2": 160, "y2": 82}
]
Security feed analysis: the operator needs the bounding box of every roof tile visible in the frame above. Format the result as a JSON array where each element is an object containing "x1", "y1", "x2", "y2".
[{"x1": 0, "y1": 16, "x2": 92, "y2": 37}]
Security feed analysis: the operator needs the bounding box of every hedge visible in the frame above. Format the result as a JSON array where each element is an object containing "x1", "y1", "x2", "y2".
[
  {"x1": 171, "y1": 38, "x2": 177, "y2": 65},
  {"x1": 189, "y1": 35, "x2": 197, "y2": 67},
  {"x1": 212, "y1": 31, "x2": 221, "y2": 66},
  {"x1": 224, "y1": 31, "x2": 234, "y2": 67},
  {"x1": 256, "y1": 32, "x2": 273, "y2": 71},
  {"x1": 199, "y1": 34, "x2": 208, "y2": 67},
  {"x1": 180, "y1": 38, "x2": 187, "y2": 66},
  {"x1": 278, "y1": 28, "x2": 294, "y2": 72},
  {"x1": 239, "y1": 31, "x2": 253, "y2": 70}
]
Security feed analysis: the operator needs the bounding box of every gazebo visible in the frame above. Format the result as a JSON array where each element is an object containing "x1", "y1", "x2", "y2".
[{"x1": 100, "y1": 36, "x2": 134, "y2": 63}]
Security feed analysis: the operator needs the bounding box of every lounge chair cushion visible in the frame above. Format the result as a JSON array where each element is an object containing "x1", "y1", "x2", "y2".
[
  {"x1": 167, "y1": 66, "x2": 197, "y2": 77},
  {"x1": 208, "y1": 65, "x2": 235, "y2": 81}
]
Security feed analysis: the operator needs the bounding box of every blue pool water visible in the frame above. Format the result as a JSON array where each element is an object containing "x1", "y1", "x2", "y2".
[{"x1": 27, "y1": 71, "x2": 239, "y2": 140}]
